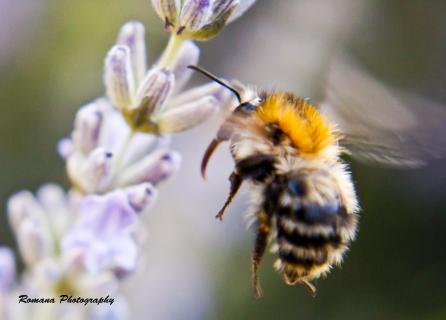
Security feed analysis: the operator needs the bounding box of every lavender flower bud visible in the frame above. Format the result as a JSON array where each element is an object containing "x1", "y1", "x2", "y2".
[
  {"x1": 132, "y1": 66, "x2": 174, "y2": 115},
  {"x1": 171, "y1": 41, "x2": 200, "y2": 93},
  {"x1": 0, "y1": 247, "x2": 15, "y2": 292},
  {"x1": 151, "y1": 0, "x2": 181, "y2": 30},
  {"x1": 125, "y1": 183, "x2": 158, "y2": 213},
  {"x1": 82, "y1": 148, "x2": 114, "y2": 193},
  {"x1": 179, "y1": 0, "x2": 212, "y2": 33},
  {"x1": 227, "y1": 0, "x2": 256, "y2": 23},
  {"x1": 36, "y1": 184, "x2": 66, "y2": 212},
  {"x1": 156, "y1": 95, "x2": 217, "y2": 133},
  {"x1": 125, "y1": 67, "x2": 175, "y2": 133},
  {"x1": 117, "y1": 21, "x2": 147, "y2": 85},
  {"x1": 67, "y1": 148, "x2": 113, "y2": 194},
  {"x1": 16, "y1": 219, "x2": 52, "y2": 266},
  {"x1": 169, "y1": 82, "x2": 228, "y2": 106},
  {"x1": 211, "y1": 0, "x2": 239, "y2": 18},
  {"x1": 150, "y1": 0, "x2": 255, "y2": 40},
  {"x1": 185, "y1": 0, "x2": 239, "y2": 40},
  {"x1": 116, "y1": 149, "x2": 181, "y2": 187},
  {"x1": 7, "y1": 191, "x2": 40, "y2": 234},
  {"x1": 72, "y1": 101, "x2": 105, "y2": 154},
  {"x1": 104, "y1": 45, "x2": 135, "y2": 111},
  {"x1": 66, "y1": 154, "x2": 85, "y2": 191},
  {"x1": 37, "y1": 184, "x2": 70, "y2": 237}
]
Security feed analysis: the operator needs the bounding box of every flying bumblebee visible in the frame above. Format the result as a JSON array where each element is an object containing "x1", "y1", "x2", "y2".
[{"x1": 188, "y1": 56, "x2": 446, "y2": 299}]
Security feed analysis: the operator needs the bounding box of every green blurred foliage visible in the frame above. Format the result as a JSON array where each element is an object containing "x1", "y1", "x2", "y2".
[{"x1": 1, "y1": 1, "x2": 446, "y2": 319}]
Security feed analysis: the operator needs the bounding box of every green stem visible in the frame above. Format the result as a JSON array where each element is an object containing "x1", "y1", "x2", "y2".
[{"x1": 158, "y1": 34, "x2": 185, "y2": 69}]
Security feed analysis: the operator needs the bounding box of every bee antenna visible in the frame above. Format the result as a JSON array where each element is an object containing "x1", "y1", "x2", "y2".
[{"x1": 188, "y1": 65, "x2": 242, "y2": 103}]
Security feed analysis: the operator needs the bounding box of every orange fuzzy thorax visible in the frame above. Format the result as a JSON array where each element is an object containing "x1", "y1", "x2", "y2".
[{"x1": 255, "y1": 93, "x2": 337, "y2": 156}]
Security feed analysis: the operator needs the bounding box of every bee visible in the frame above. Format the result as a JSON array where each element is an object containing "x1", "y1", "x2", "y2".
[{"x1": 188, "y1": 56, "x2": 446, "y2": 299}]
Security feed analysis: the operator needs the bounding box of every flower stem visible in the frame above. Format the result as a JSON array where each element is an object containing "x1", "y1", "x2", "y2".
[
  {"x1": 158, "y1": 34, "x2": 185, "y2": 69},
  {"x1": 111, "y1": 129, "x2": 135, "y2": 181},
  {"x1": 109, "y1": 34, "x2": 184, "y2": 186}
]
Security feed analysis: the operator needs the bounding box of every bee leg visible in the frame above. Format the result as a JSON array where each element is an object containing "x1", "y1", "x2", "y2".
[
  {"x1": 300, "y1": 280, "x2": 317, "y2": 297},
  {"x1": 252, "y1": 209, "x2": 272, "y2": 300},
  {"x1": 215, "y1": 172, "x2": 243, "y2": 221}
]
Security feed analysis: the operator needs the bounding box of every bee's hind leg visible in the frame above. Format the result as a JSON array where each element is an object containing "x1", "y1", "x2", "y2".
[
  {"x1": 215, "y1": 172, "x2": 243, "y2": 221},
  {"x1": 300, "y1": 280, "x2": 317, "y2": 297},
  {"x1": 252, "y1": 209, "x2": 272, "y2": 300}
]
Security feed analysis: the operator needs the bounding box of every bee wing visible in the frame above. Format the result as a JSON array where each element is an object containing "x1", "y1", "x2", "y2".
[{"x1": 320, "y1": 55, "x2": 446, "y2": 168}]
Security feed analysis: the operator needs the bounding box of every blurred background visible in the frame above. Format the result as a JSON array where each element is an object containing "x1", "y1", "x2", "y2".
[{"x1": 1, "y1": 0, "x2": 446, "y2": 319}]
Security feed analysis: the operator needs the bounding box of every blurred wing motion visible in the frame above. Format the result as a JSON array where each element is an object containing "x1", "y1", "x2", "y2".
[{"x1": 321, "y1": 55, "x2": 446, "y2": 168}]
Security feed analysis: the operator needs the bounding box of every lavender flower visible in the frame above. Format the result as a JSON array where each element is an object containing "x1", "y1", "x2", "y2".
[
  {"x1": 62, "y1": 187, "x2": 156, "y2": 276},
  {"x1": 152, "y1": 0, "x2": 256, "y2": 40},
  {"x1": 0, "y1": 248, "x2": 15, "y2": 292},
  {"x1": 1, "y1": 0, "x2": 252, "y2": 318},
  {"x1": 59, "y1": 97, "x2": 181, "y2": 194},
  {"x1": 0, "y1": 247, "x2": 15, "y2": 320},
  {"x1": 104, "y1": 21, "x2": 232, "y2": 134},
  {"x1": 5, "y1": 184, "x2": 154, "y2": 319}
]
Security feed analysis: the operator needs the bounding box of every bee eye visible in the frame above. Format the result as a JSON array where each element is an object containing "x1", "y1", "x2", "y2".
[{"x1": 234, "y1": 102, "x2": 256, "y2": 114}]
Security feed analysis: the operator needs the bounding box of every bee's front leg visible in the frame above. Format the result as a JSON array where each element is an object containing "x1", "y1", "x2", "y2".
[
  {"x1": 252, "y1": 209, "x2": 272, "y2": 300},
  {"x1": 215, "y1": 172, "x2": 243, "y2": 221}
]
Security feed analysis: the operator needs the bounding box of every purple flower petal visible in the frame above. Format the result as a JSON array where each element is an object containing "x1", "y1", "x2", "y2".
[
  {"x1": 115, "y1": 149, "x2": 181, "y2": 186},
  {"x1": 117, "y1": 21, "x2": 147, "y2": 85},
  {"x1": 61, "y1": 191, "x2": 140, "y2": 276},
  {"x1": 227, "y1": 0, "x2": 255, "y2": 23},
  {"x1": 104, "y1": 45, "x2": 135, "y2": 111},
  {"x1": 180, "y1": 0, "x2": 212, "y2": 32},
  {"x1": 0, "y1": 247, "x2": 16, "y2": 292}
]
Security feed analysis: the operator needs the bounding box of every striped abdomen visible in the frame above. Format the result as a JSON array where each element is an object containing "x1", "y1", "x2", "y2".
[
  {"x1": 274, "y1": 204, "x2": 356, "y2": 285},
  {"x1": 265, "y1": 171, "x2": 358, "y2": 288}
]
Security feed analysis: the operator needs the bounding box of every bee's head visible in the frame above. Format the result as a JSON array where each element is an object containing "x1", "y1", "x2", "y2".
[
  {"x1": 188, "y1": 65, "x2": 266, "y2": 178},
  {"x1": 233, "y1": 93, "x2": 265, "y2": 115}
]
